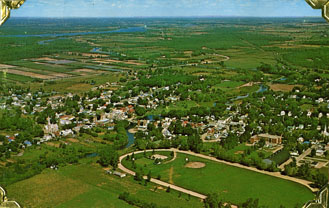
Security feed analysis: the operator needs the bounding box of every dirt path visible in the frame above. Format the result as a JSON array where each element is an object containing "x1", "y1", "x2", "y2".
[
  {"x1": 169, "y1": 166, "x2": 174, "y2": 184},
  {"x1": 164, "y1": 150, "x2": 177, "y2": 164}
]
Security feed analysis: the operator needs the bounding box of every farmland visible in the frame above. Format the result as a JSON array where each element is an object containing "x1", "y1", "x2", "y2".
[{"x1": 1, "y1": 17, "x2": 329, "y2": 94}]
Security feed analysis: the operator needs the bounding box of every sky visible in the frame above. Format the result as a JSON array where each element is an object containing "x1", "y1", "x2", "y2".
[{"x1": 11, "y1": 0, "x2": 321, "y2": 18}]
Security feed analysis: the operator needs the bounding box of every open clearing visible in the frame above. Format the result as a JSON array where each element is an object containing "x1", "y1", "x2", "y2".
[
  {"x1": 152, "y1": 154, "x2": 168, "y2": 160},
  {"x1": 185, "y1": 162, "x2": 206, "y2": 169},
  {"x1": 269, "y1": 84, "x2": 300, "y2": 92}
]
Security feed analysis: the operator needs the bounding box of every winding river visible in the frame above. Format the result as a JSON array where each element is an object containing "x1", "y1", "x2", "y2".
[{"x1": 0, "y1": 27, "x2": 147, "y2": 38}]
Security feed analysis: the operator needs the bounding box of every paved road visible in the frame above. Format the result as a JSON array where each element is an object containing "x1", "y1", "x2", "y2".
[
  {"x1": 279, "y1": 158, "x2": 292, "y2": 170},
  {"x1": 296, "y1": 146, "x2": 315, "y2": 164},
  {"x1": 279, "y1": 145, "x2": 315, "y2": 170}
]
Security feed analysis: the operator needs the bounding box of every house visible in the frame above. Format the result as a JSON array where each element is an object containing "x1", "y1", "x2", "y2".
[
  {"x1": 60, "y1": 129, "x2": 74, "y2": 137},
  {"x1": 60, "y1": 115, "x2": 75, "y2": 125},
  {"x1": 8, "y1": 136, "x2": 15, "y2": 143},
  {"x1": 113, "y1": 171, "x2": 126, "y2": 178},
  {"x1": 43, "y1": 135, "x2": 52, "y2": 142},
  {"x1": 250, "y1": 134, "x2": 282, "y2": 145},
  {"x1": 162, "y1": 128, "x2": 172, "y2": 137},
  {"x1": 137, "y1": 120, "x2": 149, "y2": 131},
  {"x1": 97, "y1": 118, "x2": 109, "y2": 125},
  {"x1": 24, "y1": 140, "x2": 32, "y2": 147},
  {"x1": 316, "y1": 149, "x2": 325, "y2": 157}
]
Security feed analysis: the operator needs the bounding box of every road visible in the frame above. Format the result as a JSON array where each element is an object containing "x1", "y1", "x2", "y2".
[
  {"x1": 296, "y1": 146, "x2": 315, "y2": 164},
  {"x1": 279, "y1": 145, "x2": 315, "y2": 170},
  {"x1": 118, "y1": 149, "x2": 207, "y2": 200},
  {"x1": 201, "y1": 133, "x2": 221, "y2": 143},
  {"x1": 118, "y1": 148, "x2": 318, "y2": 200}
]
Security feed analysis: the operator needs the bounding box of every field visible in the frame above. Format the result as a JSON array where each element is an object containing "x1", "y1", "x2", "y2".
[
  {"x1": 123, "y1": 152, "x2": 314, "y2": 208},
  {"x1": 6, "y1": 159, "x2": 202, "y2": 208},
  {"x1": 1, "y1": 18, "x2": 329, "y2": 94}
]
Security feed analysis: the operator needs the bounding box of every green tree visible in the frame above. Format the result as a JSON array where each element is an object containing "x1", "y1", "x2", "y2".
[
  {"x1": 204, "y1": 193, "x2": 221, "y2": 208},
  {"x1": 98, "y1": 145, "x2": 119, "y2": 167}
]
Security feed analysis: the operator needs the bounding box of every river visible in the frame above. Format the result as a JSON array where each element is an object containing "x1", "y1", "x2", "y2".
[
  {"x1": 0, "y1": 27, "x2": 147, "y2": 38},
  {"x1": 126, "y1": 130, "x2": 135, "y2": 148},
  {"x1": 229, "y1": 84, "x2": 268, "y2": 102}
]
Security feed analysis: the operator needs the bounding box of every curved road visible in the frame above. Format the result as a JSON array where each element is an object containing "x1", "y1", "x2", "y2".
[
  {"x1": 118, "y1": 149, "x2": 207, "y2": 199},
  {"x1": 118, "y1": 148, "x2": 318, "y2": 201}
]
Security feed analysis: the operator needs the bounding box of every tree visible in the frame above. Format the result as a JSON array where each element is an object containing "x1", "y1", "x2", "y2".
[
  {"x1": 135, "y1": 106, "x2": 146, "y2": 116},
  {"x1": 134, "y1": 169, "x2": 143, "y2": 181},
  {"x1": 204, "y1": 193, "x2": 221, "y2": 208},
  {"x1": 147, "y1": 171, "x2": 152, "y2": 182},
  {"x1": 166, "y1": 186, "x2": 171, "y2": 193},
  {"x1": 258, "y1": 138, "x2": 266, "y2": 148},
  {"x1": 311, "y1": 148, "x2": 316, "y2": 157},
  {"x1": 314, "y1": 172, "x2": 327, "y2": 188},
  {"x1": 241, "y1": 198, "x2": 259, "y2": 208},
  {"x1": 98, "y1": 145, "x2": 119, "y2": 167},
  {"x1": 187, "y1": 134, "x2": 202, "y2": 153}
]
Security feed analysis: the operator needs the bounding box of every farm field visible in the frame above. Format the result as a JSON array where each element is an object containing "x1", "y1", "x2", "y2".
[
  {"x1": 122, "y1": 152, "x2": 314, "y2": 208},
  {"x1": 1, "y1": 18, "x2": 329, "y2": 94}
]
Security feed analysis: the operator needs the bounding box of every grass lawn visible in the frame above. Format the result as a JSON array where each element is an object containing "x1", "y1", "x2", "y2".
[
  {"x1": 125, "y1": 152, "x2": 314, "y2": 208},
  {"x1": 6, "y1": 161, "x2": 202, "y2": 208}
]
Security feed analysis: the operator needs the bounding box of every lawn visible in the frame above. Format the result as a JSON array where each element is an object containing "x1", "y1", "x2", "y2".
[
  {"x1": 124, "y1": 152, "x2": 314, "y2": 208},
  {"x1": 6, "y1": 161, "x2": 202, "y2": 208}
]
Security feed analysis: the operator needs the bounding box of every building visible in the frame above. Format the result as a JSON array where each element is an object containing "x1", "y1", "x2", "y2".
[
  {"x1": 250, "y1": 134, "x2": 282, "y2": 145},
  {"x1": 113, "y1": 171, "x2": 126, "y2": 178}
]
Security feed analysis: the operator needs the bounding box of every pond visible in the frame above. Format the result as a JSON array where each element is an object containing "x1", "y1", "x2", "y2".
[
  {"x1": 146, "y1": 115, "x2": 161, "y2": 121},
  {"x1": 256, "y1": 84, "x2": 268, "y2": 93},
  {"x1": 86, "y1": 153, "x2": 98, "y2": 158},
  {"x1": 230, "y1": 84, "x2": 268, "y2": 101}
]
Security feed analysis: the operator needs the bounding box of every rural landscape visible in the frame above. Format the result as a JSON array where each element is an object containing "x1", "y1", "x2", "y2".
[{"x1": 0, "y1": 15, "x2": 329, "y2": 208}]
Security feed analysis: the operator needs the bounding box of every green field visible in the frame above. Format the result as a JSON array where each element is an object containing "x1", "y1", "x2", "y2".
[
  {"x1": 123, "y1": 152, "x2": 314, "y2": 208},
  {"x1": 6, "y1": 160, "x2": 203, "y2": 208}
]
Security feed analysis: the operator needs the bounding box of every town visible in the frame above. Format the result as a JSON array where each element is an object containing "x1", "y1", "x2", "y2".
[{"x1": 0, "y1": 16, "x2": 329, "y2": 208}]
